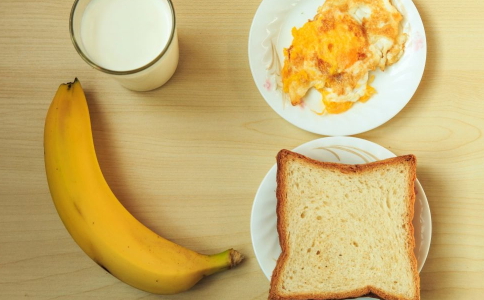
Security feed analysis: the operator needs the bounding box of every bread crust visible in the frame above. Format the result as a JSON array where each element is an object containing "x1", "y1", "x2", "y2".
[{"x1": 269, "y1": 149, "x2": 419, "y2": 300}]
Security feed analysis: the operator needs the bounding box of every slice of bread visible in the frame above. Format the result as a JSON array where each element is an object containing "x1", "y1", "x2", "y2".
[{"x1": 269, "y1": 149, "x2": 419, "y2": 300}]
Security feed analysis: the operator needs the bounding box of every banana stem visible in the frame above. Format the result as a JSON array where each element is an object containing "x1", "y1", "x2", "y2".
[
  {"x1": 227, "y1": 249, "x2": 244, "y2": 268},
  {"x1": 205, "y1": 249, "x2": 244, "y2": 276}
]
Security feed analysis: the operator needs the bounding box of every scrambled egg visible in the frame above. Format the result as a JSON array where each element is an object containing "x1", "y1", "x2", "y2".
[{"x1": 281, "y1": 0, "x2": 407, "y2": 114}]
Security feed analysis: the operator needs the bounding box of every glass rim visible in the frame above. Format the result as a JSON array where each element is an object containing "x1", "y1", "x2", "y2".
[{"x1": 69, "y1": 0, "x2": 177, "y2": 76}]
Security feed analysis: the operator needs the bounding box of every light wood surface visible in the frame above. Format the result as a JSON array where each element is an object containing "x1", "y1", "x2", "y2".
[{"x1": 1, "y1": 0, "x2": 483, "y2": 299}]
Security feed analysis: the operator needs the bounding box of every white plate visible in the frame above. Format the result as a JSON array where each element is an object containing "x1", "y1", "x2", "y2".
[
  {"x1": 250, "y1": 137, "x2": 432, "y2": 297},
  {"x1": 248, "y1": 0, "x2": 427, "y2": 136}
]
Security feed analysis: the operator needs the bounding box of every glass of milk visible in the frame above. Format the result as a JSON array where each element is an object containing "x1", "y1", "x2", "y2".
[{"x1": 69, "y1": 0, "x2": 179, "y2": 91}]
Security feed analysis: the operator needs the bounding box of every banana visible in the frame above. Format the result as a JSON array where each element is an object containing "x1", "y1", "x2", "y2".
[{"x1": 44, "y1": 79, "x2": 243, "y2": 294}]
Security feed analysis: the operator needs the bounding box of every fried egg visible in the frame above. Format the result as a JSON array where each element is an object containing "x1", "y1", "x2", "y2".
[{"x1": 281, "y1": 0, "x2": 407, "y2": 114}]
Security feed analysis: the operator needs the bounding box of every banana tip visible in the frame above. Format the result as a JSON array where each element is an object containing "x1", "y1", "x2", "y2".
[
  {"x1": 65, "y1": 78, "x2": 79, "y2": 90},
  {"x1": 229, "y1": 249, "x2": 244, "y2": 268}
]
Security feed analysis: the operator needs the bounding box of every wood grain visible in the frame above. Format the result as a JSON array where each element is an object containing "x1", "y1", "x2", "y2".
[{"x1": 0, "y1": 0, "x2": 483, "y2": 299}]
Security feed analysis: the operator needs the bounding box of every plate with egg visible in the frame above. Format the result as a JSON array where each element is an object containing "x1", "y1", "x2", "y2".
[{"x1": 248, "y1": 0, "x2": 426, "y2": 136}]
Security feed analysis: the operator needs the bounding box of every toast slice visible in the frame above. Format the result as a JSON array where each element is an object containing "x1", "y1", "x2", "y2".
[{"x1": 269, "y1": 149, "x2": 419, "y2": 300}]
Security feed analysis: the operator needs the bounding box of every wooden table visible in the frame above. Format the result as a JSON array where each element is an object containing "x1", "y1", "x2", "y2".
[{"x1": 1, "y1": 0, "x2": 483, "y2": 299}]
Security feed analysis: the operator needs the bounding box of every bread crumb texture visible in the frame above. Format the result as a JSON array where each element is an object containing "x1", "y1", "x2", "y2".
[{"x1": 270, "y1": 150, "x2": 419, "y2": 300}]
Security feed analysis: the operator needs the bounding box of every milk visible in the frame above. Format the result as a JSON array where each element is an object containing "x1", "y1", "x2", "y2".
[{"x1": 70, "y1": 0, "x2": 179, "y2": 91}]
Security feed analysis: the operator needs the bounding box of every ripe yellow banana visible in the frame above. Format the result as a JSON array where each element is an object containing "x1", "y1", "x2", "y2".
[{"x1": 44, "y1": 79, "x2": 243, "y2": 294}]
